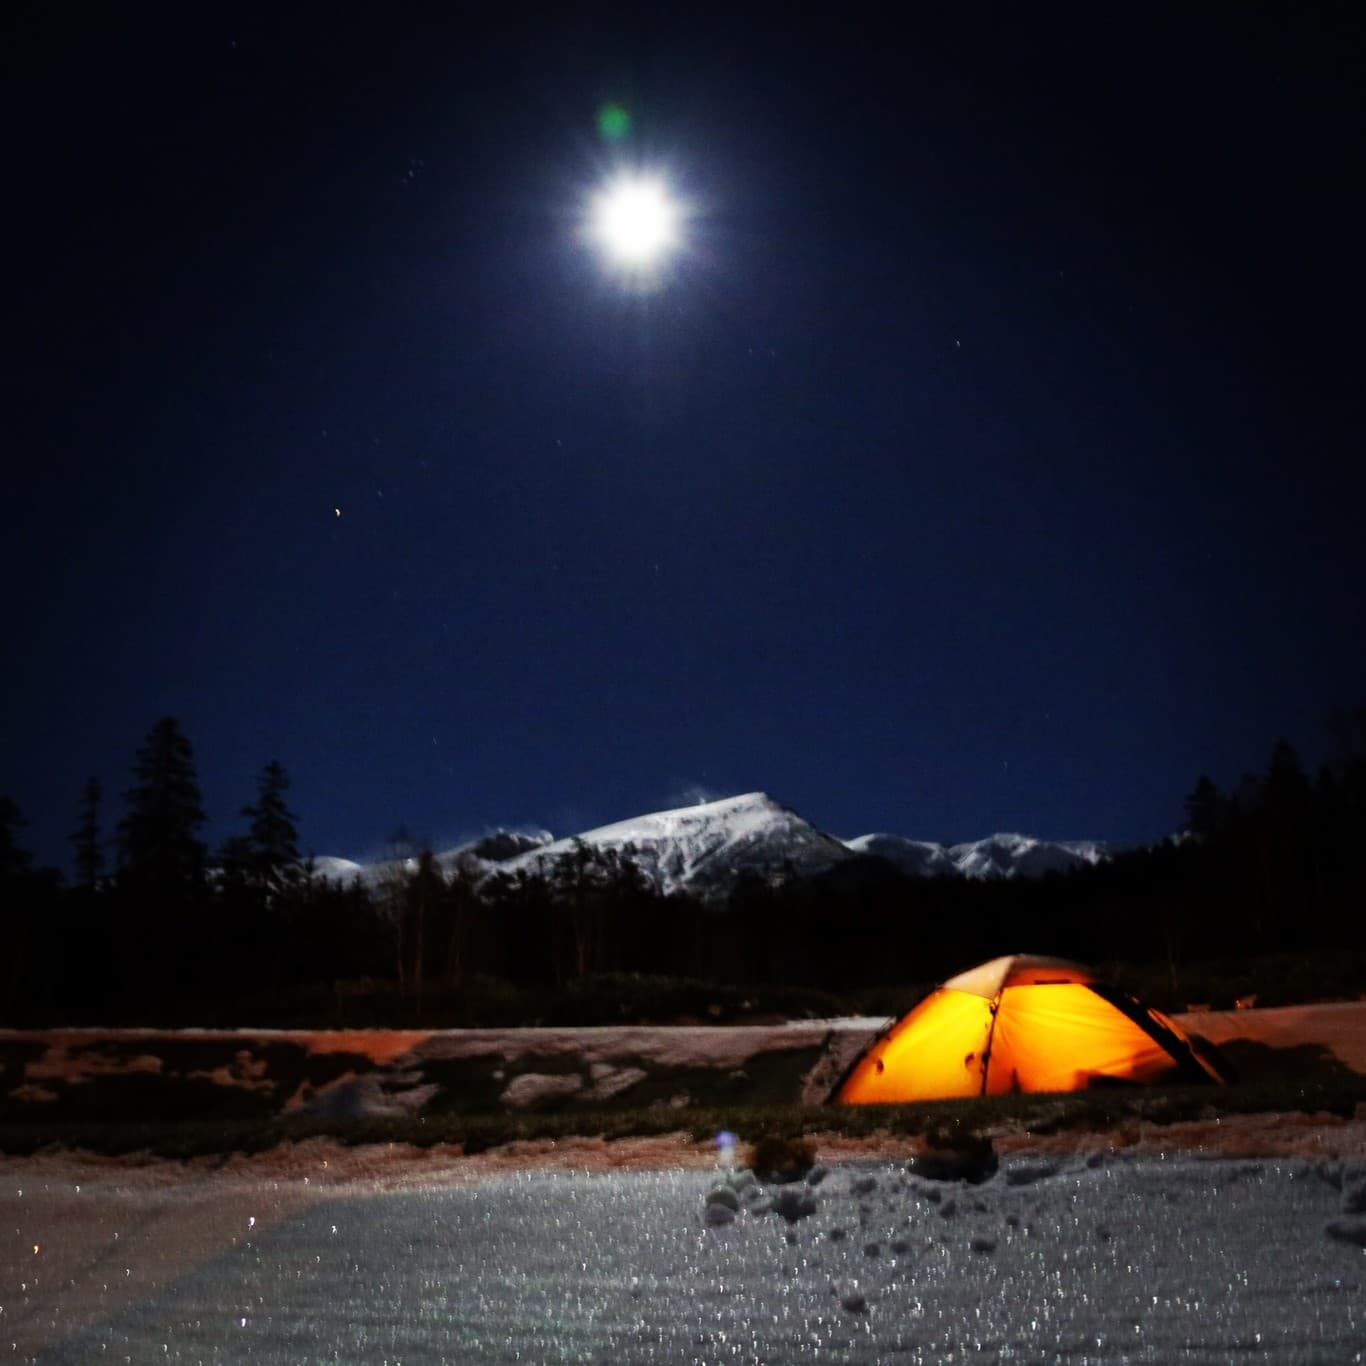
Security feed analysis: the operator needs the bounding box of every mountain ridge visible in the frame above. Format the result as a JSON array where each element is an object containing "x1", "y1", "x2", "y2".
[{"x1": 317, "y1": 792, "x2": 1107, "y2": 901}]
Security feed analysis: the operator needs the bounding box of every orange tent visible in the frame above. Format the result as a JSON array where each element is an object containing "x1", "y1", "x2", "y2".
[{"x1": 834, "y1": 954, "x2": 1230, "y2": 1104}]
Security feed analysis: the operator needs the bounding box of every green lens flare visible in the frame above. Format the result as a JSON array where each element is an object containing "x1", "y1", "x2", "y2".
[{"x1": 597, "y1": 103, "x2": 631, "y2": 142}]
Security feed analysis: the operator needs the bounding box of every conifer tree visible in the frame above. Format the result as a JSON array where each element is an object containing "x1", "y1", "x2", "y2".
[
  {"x1": 0, "y1": 796, "x2": 32, "y2": 884},
  {"x1": 439, "y1": 859, "x2": 483, "y2": 987},
  {"x1": 1182, "y1": 775, "x2": 1229, "y2": 838},
  {"x1": 70, "y1": 777, "x2": 104, "y2": 889},
  {"x1": 1264, "y1": 739, "x2": 1311, "y2": 817},
  {"x1": 216, "y1": 834, "x2": 255, "y2": 897},
  {"x1": 240, "y1": 759, "x2": 301, "y2": 907},
  {"x1": 117, "y1": 717, "x2": 207, "y2": 901},
  {"x1": 0, "y1": 798, "x2": 57, "y2": 1016}
]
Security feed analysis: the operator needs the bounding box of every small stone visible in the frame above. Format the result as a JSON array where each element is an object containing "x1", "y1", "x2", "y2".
[
  {"x1": 749, "y1": 1135, "x2": 816, "y2": 1184},
  {"x1": 1325, "y1": 1217, "x2": 1366, "y2": 1247},
  {"x1": 970, "y1": 1235, "x2": 997, "y2": 1254},
  {"x1": 1005, "y1": 1159, "x2": 1060, "y2": 1188},
  {"x1": 704, "y1": 1202, "x2": 736, "y2": 1227},
  {"x1": 840, "y1": 1290, "x2": 867, "y2": 1314},
  {"x1": 1342, "y1": 1172, "x2": 1366, "y2": 1216},
  {"x1": 772, "y1": 1187, "x2": 818, "y2": 1223},
  {"x1": 913, "y1": 1134, "x2": 998, "y2": 1184}
]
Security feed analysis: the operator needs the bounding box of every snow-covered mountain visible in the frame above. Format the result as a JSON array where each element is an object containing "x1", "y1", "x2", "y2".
[
  {"x1": 496, "y1": 792, "x2": 855, "y2": 900},
  {"x1": 316, "y1": 792, "x2": 1106, "y2": 901},
  {"x1": 841, "y1": 834, "x2": 959, "y2": 879},
  {"x1": 844, "y1": 831, "x2": 1107, "y2": 881}
]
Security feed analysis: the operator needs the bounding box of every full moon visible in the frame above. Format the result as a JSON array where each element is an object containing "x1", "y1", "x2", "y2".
[{"x1": 588, "y1": 174, "x2": 681, "y2": 271}]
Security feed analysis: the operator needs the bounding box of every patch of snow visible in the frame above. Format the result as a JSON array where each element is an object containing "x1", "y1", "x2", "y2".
[
  {"x1": 1173, "y1": 1000, "x2": 1366, "y2": 1075},
  {"x1": 500, "y1": 1072, "x2": 585, "y2": 1108},
  {"x1": 310, "y1": 855, "x2": 365, "y2": 883},
  {"x1": 295, "y1": 1073, "x2": 439, "y2": 1119},
  {"x1": 7, "y1": 1083, "x2": 58, "y2": 1103},
  {"x1": 24, "y1": 1044, "x2": 164, "y2": 1084},
  {"x1": 186, "y1": 1062, "x2": 273, "y2": 1093},
  {"x1": 407, "y1": 1021, "x2": 849, "y2": 1073},
  {"x1": 586, "y1": 1063, "x2": 649, "y2": 1101}
]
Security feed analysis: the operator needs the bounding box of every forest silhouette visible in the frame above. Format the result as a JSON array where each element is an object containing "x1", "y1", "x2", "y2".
[{"x1": 2, "y1": 715, "x2": 1363, "y2": 1027}]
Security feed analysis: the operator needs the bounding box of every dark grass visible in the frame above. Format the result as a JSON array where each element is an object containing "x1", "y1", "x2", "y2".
[
  {"x1": 6, "y1": 956, "x2": 1361, "y2": 1031},
  {"x1": 2, "y1": 1073, "x2": 1362, "y2": 1161}
]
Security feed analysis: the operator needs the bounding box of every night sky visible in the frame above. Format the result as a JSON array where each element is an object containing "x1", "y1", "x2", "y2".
[{"x1": 7, "y1": 8, "x2": 1364, "y2": 874}]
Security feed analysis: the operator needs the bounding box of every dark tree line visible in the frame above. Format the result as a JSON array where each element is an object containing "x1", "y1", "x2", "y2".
[
  {"x1": 1, "y1": 717, "x2": 1363, "y2": 1026},
  {"x1": 0, "y1": 718, "x2": 376, "y2": 1024}
]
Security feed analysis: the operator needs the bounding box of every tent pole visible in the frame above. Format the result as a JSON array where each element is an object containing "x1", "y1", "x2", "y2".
[{"x1": 979, "y1": 994, "x2": 1002, "y2": 1096}]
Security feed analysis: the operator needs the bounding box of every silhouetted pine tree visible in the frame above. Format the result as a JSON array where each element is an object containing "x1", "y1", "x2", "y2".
[
  {"x1": 542, "y1": 840, "x2": 650, "y2": 981},
  {"x1": 1182, "y1": 775, "x2": 1230, "y2": 839},
  {"x1": 0, "y1": 798, "x2": 62, "y2": 1019},
  {"x1": 435, "y1": 859, "x2": 483, "y2": 988},
  {"x1": 117, "y1": 717, "x2": 207, "y2": 907},
  {"x1": 0, "y1": 796, "x2": 32, "y2": 883},
  {"x1": 1265, "y1": 740, "x2": 1312, "y2": 820},
  {"x1": 216, "y1": 834, "x2": 254, "y2": 890},
  {"x1": 240, "y1": 759, "x2": 301, "y2": 908},
  {"x1": 1259, "y1": 740, "x2": 1314, "y2": 947},
  {"x1": 0, "y1": 796, "x2": 33, "y2": 1014},
  {"x1": 70, "y1": 777, "x2": 104, "y2": 889},
  {"x1": 405, "y1": 847, "x2": 442, "y2": 1010},
  {"x1": 480, "y1": 867, "x2": 557, "y2": 987}
]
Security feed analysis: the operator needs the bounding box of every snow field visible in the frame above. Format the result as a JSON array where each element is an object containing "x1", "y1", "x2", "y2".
[
  {"x1": 685, "y1": 1153, "x2": 1366, "y2": 1363},
  {"x1": 9, "y1": 1150, "x2": 1364, "y2": 1364}
]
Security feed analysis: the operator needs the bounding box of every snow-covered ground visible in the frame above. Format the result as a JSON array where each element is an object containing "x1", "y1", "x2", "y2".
[{"x1": 3, "y1": 1124, "x2": 1364, "y2": 1363}]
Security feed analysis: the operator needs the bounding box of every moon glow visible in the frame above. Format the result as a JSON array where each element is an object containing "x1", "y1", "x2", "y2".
[{"x1": 588, "y1": 174, "x2": 681, "y2": 273}]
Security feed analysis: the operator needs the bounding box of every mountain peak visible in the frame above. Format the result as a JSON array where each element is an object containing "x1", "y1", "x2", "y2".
[{"x1": 498, "y1": 790, "x2": 848, "y2": 900}]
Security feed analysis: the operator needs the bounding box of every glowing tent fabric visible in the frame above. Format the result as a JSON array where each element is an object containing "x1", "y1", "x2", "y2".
[{"x1": 834, "y1": 954, "x2": 1229, "y2": 1104}]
